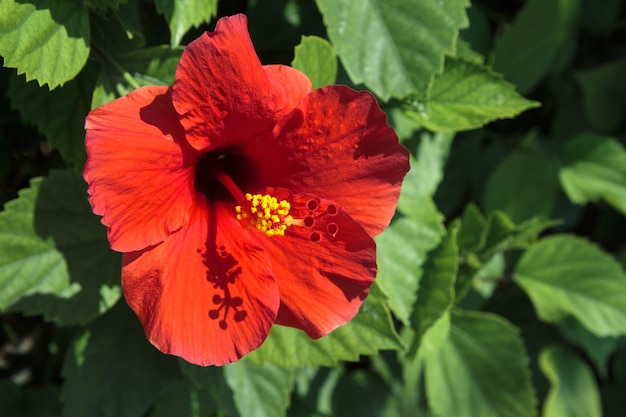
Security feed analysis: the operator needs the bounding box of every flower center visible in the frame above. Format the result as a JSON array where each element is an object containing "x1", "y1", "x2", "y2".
[{"x1": 235, "y1": 193, "x2": 293, "y2": 237}]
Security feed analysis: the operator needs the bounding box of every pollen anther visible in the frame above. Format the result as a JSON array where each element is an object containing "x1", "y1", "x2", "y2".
[{"x1": 235, "y1": 193, "x2": 292, "y2": 237}]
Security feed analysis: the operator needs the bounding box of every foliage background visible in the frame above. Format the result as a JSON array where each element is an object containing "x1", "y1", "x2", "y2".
[{"x1": 1, "y1": 0, "x2": 626, "y2": 416}]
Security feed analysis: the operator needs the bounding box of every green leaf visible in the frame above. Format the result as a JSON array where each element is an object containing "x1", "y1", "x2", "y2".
[
  {"x1": 148, "y1": 380, "x2": 216, "y2": 417},
  {"x1": 179, "y1": 363, "x2": 238, "y2": 416},
  {"x1": 8, "y1": 66, "x2": 97, "y2": 167},
  {"x1": 558, "y1": 133, "x2": 626, "y2": 216},
  {"x1": 0, "y1": 0, "x2": 90, "y2": 89},
  {"x1": 396, "y1": 132, "x2": 451, "y2": 230},
  {"x1": 245, "y1": 284, "x2": 403, "y2": 367},
  {"x1": 92, "y1": 46, "x2": 183, "y2": 108},
  {"x1": 316, "y1": 0, "x2": 469, "y2": 100},
  {"x1": 574, "y1": 59, "x2": 626, "y2": 131},
  {"x1": 483, "y1": 136, "x2": 559, "y2": 223},
  {"x1": 515, "y1": 235, "x2": 626, "y2": 336},
  {"x1": 458, "y1": 204, "x2": 558, "y2": 257},
  {"x1": 404, "y1": 58, "x2": 540, "y2": 132},
  {"x1": 456, "y1": 203, "x2": 487, "y2": 253},
  {"x1": 84, "y1": 0, "x2": 128, "y2": 10},
  {"x1": 224, "y1": 361, "x2": 294, "y2": 417},
  {"x1": 291, "y1": 35, "x2": 337, "y2": 89},
  {"x1": 331, "y1": 370, "x2": 396, "y2": 417},
  {"x1": 61, "y1": 303, "x2": 180, "y2": 417},
  {"x1": 155, "y1": 0, "x2": 218, "y2": 47},
  {"x1": 409, "y1": 224, "x2": 458, "y2": 358},
  {"x1": 0, "y1": 382, "x2": 61, "y2": 417},
  {"x1": 424, "y1": 311, "x2": 536, "y2": 417},
  {"x1": 493, "y1": 0, "x2": 580, "y2": 93},
  {"x1": 376, "y1": 218, "x2": 440, "y2": 324},
  {"x1": 579, "y1": 0, "x2": 624, "y2": 34},
  {"x1": 559, "y1": 317, "x2": 618, "y2": 378},
  {"x1": 539, "y1": 345, "x2": 602, "y2": 417},
  {"x1": 0, "y1": 169, "x2": 121, "y2": 325}
]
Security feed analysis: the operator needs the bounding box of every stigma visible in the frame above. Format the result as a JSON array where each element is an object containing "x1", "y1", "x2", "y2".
[{"x1": 235, "y1": 193, "x2": 293, "y2": 237}]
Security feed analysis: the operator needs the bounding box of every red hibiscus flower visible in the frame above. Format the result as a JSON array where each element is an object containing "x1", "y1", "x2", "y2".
[{"x1": 83, "y1": 14, "x2": 409, "y2": 366}]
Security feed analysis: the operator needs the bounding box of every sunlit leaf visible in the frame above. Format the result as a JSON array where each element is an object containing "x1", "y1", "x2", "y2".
[
  {"x1": 291, "y1": 35, "x2": 337, "y2": 89},
  {"x1": 404, "y1": 58, "x2": 540, "y2": 132},
  {"x1": 515, "y1": 235, "x2": 626, "y2": 336},
  {"x1": 539, "y1": 345, "x2": 601, "y2": 417},
  {"x1": 317, "y1": 0, "x2": 469, "y2": 99},
  {"x1": 559, "y1": 133, "x2": 626, "y2": 216},
  {"x1": 425, "y1": 311, "x2": 536, "y2": 417},
  {"x1": 155, "y1": 0, "x2": 218, "y2": 47},
  {"x1": 0, "y1": 169, "x2": 121, "y2": 325},
  {"x1": 0, "y1": 0, "x2": 90, "y2": 89},
  {"x1": 409, "y1": 224, "x2": 458, "y2": 358},
  {"x1": 377, "y1": 217, "x2": 440, "y2": 324}
]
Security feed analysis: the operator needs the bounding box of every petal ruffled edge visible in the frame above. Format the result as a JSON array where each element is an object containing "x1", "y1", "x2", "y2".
[
  {"x1": 258, "y1": 192, "x2": 377, "y2": 338},
  {"x1": 84, "y1": 86, "x2": 200, "y2": 253},
  {"x1": 171, "y1": 14, "x2": 311, "y2": 152},
  {"x1": 245, "y1": 85, "x2": 410, "y2": 238}
]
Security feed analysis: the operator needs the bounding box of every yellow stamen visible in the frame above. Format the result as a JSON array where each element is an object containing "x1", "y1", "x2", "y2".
[{"x1": 235, "y1": 193, "x2": 293, "y2": 237}]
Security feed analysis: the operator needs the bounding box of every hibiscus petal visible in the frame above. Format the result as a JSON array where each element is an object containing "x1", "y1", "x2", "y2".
[
  {"x1": 84, "y1": 86, "x2": 200, "y2": 252},
  {"x1": 261, "y1": 193, "x2": 377, "y2": 338},
  {"x1": 122, "y1": 196, "x2": 279, "y2": 366},
  {"x1": 171, "y1": 14, "x2": 310, "y2": 151},
  {"x1": 250, "y1": 85, "x2": 410, "y2": 237},
  {"x1": 263, "y1": 64, "x2": 312, "y2": 110}
]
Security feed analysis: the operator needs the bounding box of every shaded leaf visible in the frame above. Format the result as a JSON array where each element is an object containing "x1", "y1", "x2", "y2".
[
  {"x1": 483, "y1": 136, "x2": 559, "y2": 223},
  {"x1": 0, "y1": 169, "x2": 121, "y2": 325},
  {"x1": 84, "y1": 0, "x2": 128, "y2": 10},
  {"x1": 539, "y1": 345, "x2": 601, "y2": 417},
  {"x1": 92, "y1": 46, "x2": 183, "y2": 108},
  {"x1": 559, "y1": 133, "x2": 626, "y2": 216},
  {"x1": 404, "y1": 58, "x2": 540, "y2": 132},
  {"x1": 245, "y1": 284, "x2": 403, "y2": 367},
  {"x1": 61, "y1": 303, "x2": 180, "y2": 417},
  {"x1": 574, "y1": 59, "x2": 626, "y2": 131},
  {"x1": 559, "y1": 317, "x2": 618, "y2": 378},
  {"x1": 317, "y1": 0, "x2": 469, "y2": 99},
  {"x1": 8, "y1": 66, "x2": 97, "y2": 167},
  {"x1": 332, "y1": 370, "x2": 396, "y2": 417},
  {"x1": 493, "y1": 0, "x2": 580, "y2": 93},
  {"x1": 515, "y1": 235, "x2": 626, "y2": 336},
  {"x1": 0, "y1": 382, "x2": 61, "y2": 417},
  {"x1": 425, "y1": 311, "x2": 536, "y2": 417},
  {"x1": 179, "y1": 363, "x2": 238, "y2": 417},
  {"x1": 291, "y1": 35, "x2": 337, "y2": 89},
  {"x1": 0, "y1": 0, "x2": 90, "y2": 89},
  {"x1": 148, "y1": 379, "x2": 216, "y2": 417}
]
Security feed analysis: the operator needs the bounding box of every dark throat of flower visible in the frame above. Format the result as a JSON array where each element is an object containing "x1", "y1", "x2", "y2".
[{"x1": 195, "y1": 154, "x2": 340, "y2": 241}]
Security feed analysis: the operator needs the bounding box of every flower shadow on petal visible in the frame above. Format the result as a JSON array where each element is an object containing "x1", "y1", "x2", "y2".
[
  {"x1": 137, "y1": 87, "x2": 200, "y2": 167},
  {"x1": 202, "y1": 201, "x2": 249, "y2": 330}
]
